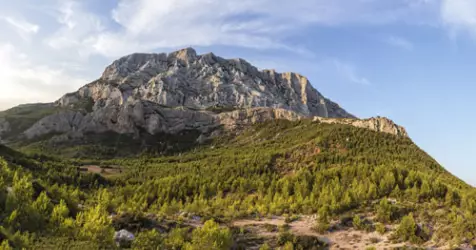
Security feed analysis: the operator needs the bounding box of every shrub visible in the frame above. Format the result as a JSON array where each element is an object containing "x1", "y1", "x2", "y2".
[
  {"x1": 259, "y1": 243, "x2": 271, "y2": 250},
  {"x1": 186, "y1": 220, "x2": 233, "y2": 250},
  {"x1": 376, "y1": 223, "x2": 386, "y2": 235},
  {"x1": 369, "y1": 237, "x2": 380, "y2": 243},
  {"x1": 277, "y1": 232, "x2": 295, "y2": 246},
  {"x1": 393, "y1": 213, "x2": 429, "y2": 244},
  {"x1": 312, "y1": 221, "x2": 330, "y2": 234},
  {"x1": 263, "y1": 224, "x2": 278, "y2": 232},
  {"x1": 353, "y1": 215, "x2": 364, "y2": 230}
]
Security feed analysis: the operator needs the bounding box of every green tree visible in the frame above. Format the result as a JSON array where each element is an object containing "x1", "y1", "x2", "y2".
[
  {"x1": 259, "y1": 243, "x2": 271, "y2": 250},
  {"x1": 164, "y1": 227, "x2": 188, "y2": 249},
  {"x1": 352, "y1": 215, "x2": 364, "y2": 230},
  {"x1": 76, "y1": 205, "x2": 114, "y2": 246},
  {"x1": 376, "y1": 223, "x2": 386, "y2": 235},
  {"x1": 395, "y1": 213, "x2": 420, "y2": 243},
  {"x1": 185, "y1": 220, "x2": 232, "y2": 250},
  {"x1": 32, "y1": 192, "x2": 52, "y2": 218},
  {"x1": 132, "y1": 229, "x2": 162, "y2": 250},
  {"x1": 51, "y1": 200, "x2": 69, "y2": 224},
  {"x1": 0, "y1": 240, "x2": 12, "y2": 250},
  {"x1": 376, "y1": 199, "x2": 394, "y2": 223}
]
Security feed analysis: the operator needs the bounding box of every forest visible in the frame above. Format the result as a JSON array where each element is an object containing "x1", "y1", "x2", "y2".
[{"x1": 0, "y1": 119, "x2": 475, "y2": 249}]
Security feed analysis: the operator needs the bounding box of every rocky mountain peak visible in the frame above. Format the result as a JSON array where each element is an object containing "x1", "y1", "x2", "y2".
[
  {"x1": 0, "y1": 48, "x2": 408, "y2": 144},
  {"x1": 169, "y1": 47, "x2": 198, "y2": 63},
  {"x1": 66, "y1": 47, "x2": 356, "y2": 119}
]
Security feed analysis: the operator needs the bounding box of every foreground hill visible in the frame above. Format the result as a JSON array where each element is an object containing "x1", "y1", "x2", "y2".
[{"x1": 0, "y1": 120, "x2": 474, "y2": 249}]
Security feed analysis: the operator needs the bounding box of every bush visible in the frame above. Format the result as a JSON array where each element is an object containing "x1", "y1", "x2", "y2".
[
  {"x1": 259, "y1": 243, "x2": 271, "y2": 250},
  {"x1": 369, "y1": 237, "x2": 380, "y2": 243},
  {"x1": 312, "y1": 221, "x2": 330, "y2": 234},
  {"x1": 186, "y1": 220, "x2": 232, "y2": 250},
  {"x1": 353, "y1": 215, "x2": 364, "y2": 230},
  {"x1": 263, "y1": 224, "x2": 278, "y2": 232},
  {"x1": 376, "y1": 223, "x2": 386, "y2": 235},
  {"x1": 294, "y1": 235, "x2": 328, "y2": 250},
  {"x1": 132, "y1": 229, "x2": 162, "y2": 249},
  {"x1": 393, "y1": 213, "x2": 429, "y2": 244},
  {"x1": 279, "y1": 224, "x2": 291, "y2": 232},
  {"x1": 277, "y1": 232, "x2": 295, "y2": 246},
  {"x1": 284, "y1": 214, "x2": 300, "y2": 223}
]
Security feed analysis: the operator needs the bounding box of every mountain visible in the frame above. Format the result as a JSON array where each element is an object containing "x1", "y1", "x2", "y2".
[
  {"x1": 1, "y1": 48, "x2": 474, "y2": 249},
  {"x1": 0, "y1": 48, "x2": 405, "y2": 155}
]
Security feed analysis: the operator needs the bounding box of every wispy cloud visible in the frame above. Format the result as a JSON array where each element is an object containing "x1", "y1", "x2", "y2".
[
  {"x1": 441, "y1": 0, "x2": 476, "y2": 38},
  {"x1": 0, "y1": 0, "x2": 468, "y2": 110},
  {"x1": 385, "y1": 36, "x2": 414, "y2": 50},
  {"x1": 1, "y1": 16, "x2": 39, "y2": 41},
  {"x1": 42, "y1": 0, "x2": 441, "y2": 58},
  {"x1": 333, "y1": 60, "x2": 371, "y2": 86}
]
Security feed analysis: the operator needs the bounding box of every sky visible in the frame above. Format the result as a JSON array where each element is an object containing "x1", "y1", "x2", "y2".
[{"x1": 0, "y1": 0, "x2": 475, "y2": 185}]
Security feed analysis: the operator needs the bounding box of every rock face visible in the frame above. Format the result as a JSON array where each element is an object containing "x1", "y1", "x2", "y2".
[
  {"x1": 58, "y1": 48, "x2": 353, "y2": 118},
  {"x1": 1, "y1": 48, "x2": 407, "y2": 144},
  {"x1": 313, "y1": 116, "x2": 408, "y2": 137}
]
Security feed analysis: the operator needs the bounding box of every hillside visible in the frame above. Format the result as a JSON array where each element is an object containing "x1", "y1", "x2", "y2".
[{"x1": 0, "y1": 120, "x2": 475, "y2": 249}]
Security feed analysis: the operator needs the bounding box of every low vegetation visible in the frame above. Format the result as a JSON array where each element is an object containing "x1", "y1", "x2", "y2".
[{"x1": 0, "y1": 119, "x2": 475, "y2": 248}]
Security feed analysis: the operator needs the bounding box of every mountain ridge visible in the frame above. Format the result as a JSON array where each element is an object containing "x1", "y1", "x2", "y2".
[{"x1": 0, "y1": 48, "x2": 406, "y2": 148}]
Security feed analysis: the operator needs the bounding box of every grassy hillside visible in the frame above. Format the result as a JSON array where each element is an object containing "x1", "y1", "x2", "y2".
[{"x1": 0, "y1": 119, "x2": 475, "y2": 249}]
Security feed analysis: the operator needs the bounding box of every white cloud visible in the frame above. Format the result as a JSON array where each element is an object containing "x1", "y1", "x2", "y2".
[
  {"x1": 42, "y1": 0, "x2": 441, "y2": 58},
  {"x1": 46, "y1": 1, "x2": 104, "y2": 58},
  {"x1": 385, "y1": 36, "x2": 414, "y2": 50},
  {"x1": 333, "y1": 60, "x2": 371, "y2": 86},
  {"x1": 1, "y1": 16, "x2": 39, "y2": 41},
  {"x1": 0, "y1": 43, "x2": 88, "y2": 110},
  {"x1": 0, "y1": 0, "x2": 466, "y2": 111},
  {"x1": 441, "y1": 0, "x2": 476, "y2": 37}
]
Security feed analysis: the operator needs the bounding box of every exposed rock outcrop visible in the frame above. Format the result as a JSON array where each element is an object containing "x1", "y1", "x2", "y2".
[
  {"x1": 313, "y1": 116, "x2": 408, "y2": 137},
  {"x1": 58, "y1": 48, "x2": 353, "y2": 119}
]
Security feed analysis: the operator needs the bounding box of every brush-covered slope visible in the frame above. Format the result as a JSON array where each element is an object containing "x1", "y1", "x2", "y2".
[
  {"x1": 101, "y1": 120, "x2": 474, "y2": 249},
  {"x1": 0, "y1": 120, "x2": 474, "y2": 249}
]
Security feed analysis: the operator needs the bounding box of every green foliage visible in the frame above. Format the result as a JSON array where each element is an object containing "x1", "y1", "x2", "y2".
[
  {"x1": 393, "y1": 213, "x2": 429, "y2": 244},
  {"x1": 75, "y1": 205, "x2": 114, "y2": 246},
  {"x1": 0, "y1": 119, "x2": 475, "y2": 247},
  {"x1": 0, "y1": 241, "x2": 12, "y2": 250},
  {"x1": 376, "y1": 199, "x2": 397, "y2": 223},
  {"x1": 259, "y1": 243, "x2": 271, "y2": 250},
  {"x1": 164, "y1": 227, "x2": 189, "y2": 249},
  {"x1": 352, "y1": 215, "x2": 364, "y2": 230},
  {"x1": 376, "y1": 223, "x2": 386, "y2": 235},
  {"x1": 185, "y1": 220, "x2": 233, "y2": 250},
  {"x1": 132, "y1": 229, "x2": 163, "y2": 250}
]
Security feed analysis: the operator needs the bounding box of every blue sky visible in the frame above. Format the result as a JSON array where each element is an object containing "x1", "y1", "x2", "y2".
[{"x1": 0, "y1": 0, "x2": 475, "y2": 185}]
